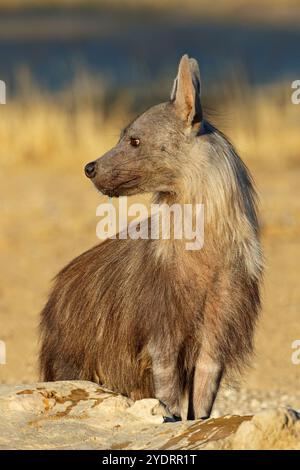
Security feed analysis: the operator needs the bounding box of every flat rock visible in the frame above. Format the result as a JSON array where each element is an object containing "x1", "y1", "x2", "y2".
[{"x1": 0, "y1": 381, "x2": 300, "y2": 450}]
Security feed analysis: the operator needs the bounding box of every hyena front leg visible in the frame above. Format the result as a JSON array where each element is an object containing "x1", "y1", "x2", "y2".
[
  {"x1": 191, "y1": 348, "x2": 223, "y2": 420},
  {"x1": 149, "y1": 343, "x2": 184, "y2": 419}
]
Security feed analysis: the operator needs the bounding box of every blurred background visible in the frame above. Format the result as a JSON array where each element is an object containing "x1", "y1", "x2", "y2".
[{"x1": 0, "y1": 0, "x2": 300, "y2": 394}]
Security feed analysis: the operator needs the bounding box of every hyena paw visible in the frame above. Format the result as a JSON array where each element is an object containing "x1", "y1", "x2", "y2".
[{"x1": 160, "y1": 400, "x2": 182, "y2": 421}]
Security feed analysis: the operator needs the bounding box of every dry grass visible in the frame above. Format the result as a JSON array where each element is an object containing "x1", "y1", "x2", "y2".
[
  {"x1": 211, "y1": 80, "x2": 300, "y2": 169},
  {"x1": 0, "y1": 73, "x2": 130, "y2": 169},
  {"x1": 1, "y1": 75, "x2": 299, "y2": 171}
]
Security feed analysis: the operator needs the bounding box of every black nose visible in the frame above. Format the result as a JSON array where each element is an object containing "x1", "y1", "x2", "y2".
[{"x1": 84, "y1": 161, "x2": 96, "y2": 179}]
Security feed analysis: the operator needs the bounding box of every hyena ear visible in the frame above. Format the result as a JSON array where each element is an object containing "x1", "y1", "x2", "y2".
[{"x1": 171, "y1": 54, "x2": 202, "y2": 128}]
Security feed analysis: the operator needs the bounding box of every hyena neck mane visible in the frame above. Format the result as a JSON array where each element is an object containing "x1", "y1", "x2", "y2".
[{"x1": 152, "y1": 120, "x2": 263, "y2": 279}]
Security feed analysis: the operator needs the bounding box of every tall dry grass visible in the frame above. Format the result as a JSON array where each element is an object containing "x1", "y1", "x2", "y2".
[
  {"x1": 0, "y1": 74, "x2": 299, "y2": 172},
  {"x1": 0, "y1": 72, "x2": 131, "y2": 170},
  {"x1": 210, "y1": 80, "x2": 300, "y2": 170}
]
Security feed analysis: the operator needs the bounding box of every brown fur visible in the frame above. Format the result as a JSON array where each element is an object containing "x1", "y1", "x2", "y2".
[{"x1": 39, "y1": 55, "x2": 263, "y2": 419}]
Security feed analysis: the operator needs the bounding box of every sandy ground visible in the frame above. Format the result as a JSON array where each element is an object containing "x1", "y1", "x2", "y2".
[{"x1": 0, "y1": 165, "x2": 300, "y2": 394}]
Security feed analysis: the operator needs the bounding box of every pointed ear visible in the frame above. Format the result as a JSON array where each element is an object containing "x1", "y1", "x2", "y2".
[{"x1": 171, "y1": 54, "x2": 202, "y2": 127}]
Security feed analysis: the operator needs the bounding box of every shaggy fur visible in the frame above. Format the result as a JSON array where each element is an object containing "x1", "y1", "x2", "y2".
[{"x1": 39, "y1": 55, "x2": 263, "y2": 419}]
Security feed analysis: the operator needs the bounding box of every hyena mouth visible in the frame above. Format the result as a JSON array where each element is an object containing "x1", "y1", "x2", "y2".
[
  {"x1": 102, "y1": 188, "x2": 119, "y2": 198},
  {"x1": 99, "y1": 176, "x2": 141, "y2": 198}
]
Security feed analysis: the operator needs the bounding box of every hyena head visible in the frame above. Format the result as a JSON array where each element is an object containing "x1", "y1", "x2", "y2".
[{"x1": 84, "y1": 54, "x2": 203, "y2": 197}]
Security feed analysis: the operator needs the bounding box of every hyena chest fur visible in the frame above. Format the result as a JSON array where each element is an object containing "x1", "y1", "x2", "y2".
[
  {"x1": 91, "y1": 238, "x2": 210, "y2": 396},
  {"x1": 40, "y1": 236, "x2": 213, "y2": 396}
]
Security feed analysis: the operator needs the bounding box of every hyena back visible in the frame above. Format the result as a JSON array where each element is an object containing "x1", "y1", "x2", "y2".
[{"x1": 39, "y1": 55, "x2": 263, "y2": 419}]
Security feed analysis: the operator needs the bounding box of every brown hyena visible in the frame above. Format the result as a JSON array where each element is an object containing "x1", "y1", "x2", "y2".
[{"x1": 39, "y1": 55, "x2": 263, "y2": 420}]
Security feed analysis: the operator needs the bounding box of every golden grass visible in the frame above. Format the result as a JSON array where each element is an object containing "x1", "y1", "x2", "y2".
[
  {"x1": 0, "y1": 73, "x2": 131, "y2": 169},
  {"x1": 213, "y1": 80, "x2": 300, "y2": 169},
  {"x1": 1, "y1": 75, "x2": 299, "y2": 171}
]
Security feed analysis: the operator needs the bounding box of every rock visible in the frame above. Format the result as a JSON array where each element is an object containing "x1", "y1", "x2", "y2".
[
  {"x1": 228, "y1": 408, "x2": 300, "y2": 450},
  {"x1": 0, "y1": 381, "x2": 300, "y2": 450}
]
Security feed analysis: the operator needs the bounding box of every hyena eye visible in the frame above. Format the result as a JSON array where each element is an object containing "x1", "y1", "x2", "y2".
[{"x1": 130, "y1": 137, "x2": 140, "y2": 147}]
